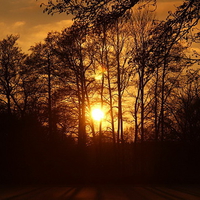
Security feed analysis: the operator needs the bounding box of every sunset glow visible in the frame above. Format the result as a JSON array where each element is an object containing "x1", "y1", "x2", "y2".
[{"x1": 91, "y1": 108, "x2": 104, "y2": 121}]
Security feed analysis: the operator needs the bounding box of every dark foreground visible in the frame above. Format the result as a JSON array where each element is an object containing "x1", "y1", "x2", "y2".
[{"x1": 1, "y1": 184, "x2": 200, "y2": 200}]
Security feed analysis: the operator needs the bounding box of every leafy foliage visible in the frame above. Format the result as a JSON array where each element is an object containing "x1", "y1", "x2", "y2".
[{"x1": 40, "y1": 0, "x2": 155, "y2": 27}]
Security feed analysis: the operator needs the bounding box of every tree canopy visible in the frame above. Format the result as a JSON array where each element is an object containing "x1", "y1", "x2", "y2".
[{"x1": 41, "y1": 0, "x2": 155, "y2": 27}]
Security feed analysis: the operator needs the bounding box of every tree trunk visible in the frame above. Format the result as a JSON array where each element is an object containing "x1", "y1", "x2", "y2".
[
  {"x1": 106, "y1": 48, "x2": 115, "y2": 144},
  {"x1": 5, "y1": 63, "x2": 12, "y2": 115},
  {"x1": 116, "y1": 20, "x2": 124, "y2": 144},
  {"x1": 160, "y1": 61, "x2": 167, "y2": 142},
  {"x1": 140, "y1": 66, "x2": 144, "y2": 142},
  {"x1": 154, "y1": 67, "x2": 159, "y2": 141},
  {"x1": 47, "y1": 54, "x2": 53, "y2": 137}
]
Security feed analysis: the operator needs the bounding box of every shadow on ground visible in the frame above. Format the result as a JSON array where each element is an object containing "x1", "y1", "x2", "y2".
[{"x1": 1, "y1": 184, "x2": 200, "y2": 200}]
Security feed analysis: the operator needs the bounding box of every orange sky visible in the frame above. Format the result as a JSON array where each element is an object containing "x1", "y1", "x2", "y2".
[{"x1": 0, "y1": 0, "x2": 184, "y2": 53}]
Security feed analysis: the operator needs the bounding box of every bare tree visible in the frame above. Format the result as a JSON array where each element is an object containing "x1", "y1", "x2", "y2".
[
  {"x1": 128, "y1": 7, "x2": 156, "y2": 142},
  {"x1": 0, "y1": 35, "x2": 26, "y2": 116},
  {"x1": 28, "y1": 31, "x2": 61, "y2": 138},
  {"x1": 56, "y1": 26, "x2": 94, "y2": 147}
]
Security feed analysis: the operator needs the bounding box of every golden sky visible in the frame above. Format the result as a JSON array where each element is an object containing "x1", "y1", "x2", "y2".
[{"x1": 0, "y1": 0, "x2": 183, "y2": 53}]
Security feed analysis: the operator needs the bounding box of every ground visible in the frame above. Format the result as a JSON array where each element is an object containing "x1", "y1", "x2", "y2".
[{"x1": 1, "y1": 184, "x2": 200, "y2": 200}]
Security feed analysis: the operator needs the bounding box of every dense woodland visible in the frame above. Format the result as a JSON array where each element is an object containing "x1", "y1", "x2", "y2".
[{"x1": 1, "y1": 0, "x2": 200, "y2": 184}]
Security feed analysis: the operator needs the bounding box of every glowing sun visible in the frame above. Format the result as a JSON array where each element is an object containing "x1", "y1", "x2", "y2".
[{"x1": 91, "y1": 108, "x2": 104, "y2": 121}]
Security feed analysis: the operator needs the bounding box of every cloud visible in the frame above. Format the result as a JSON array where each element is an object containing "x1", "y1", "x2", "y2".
[
  {"x1": 17, "y1": 19, "x2": 73, "y2": 52},
  {"x1": 31, "y1": 19, "x2": 73, "y2": 41},
  {"x1": 0, "y1": 21, "x2": 25, "y2": 36},
  {"x1": 13, "y1": 21, "x2": 26, "y2": 27},
  {"x1": 0, "y1": 18, "x2": 72, "y2": 53}
]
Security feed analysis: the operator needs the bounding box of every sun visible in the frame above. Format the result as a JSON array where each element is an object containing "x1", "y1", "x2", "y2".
[{"x1": 91, "y1": 108, "x2": 104, "y2": 121}]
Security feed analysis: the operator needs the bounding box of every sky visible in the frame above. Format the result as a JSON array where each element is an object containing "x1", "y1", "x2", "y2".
[{"x1": 0, "y1": 0, "x2": 185, "y2": 53}]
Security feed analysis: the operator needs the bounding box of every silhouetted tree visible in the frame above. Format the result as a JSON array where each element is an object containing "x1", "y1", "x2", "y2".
[
  {"x1": 128, "y1": 7, "x2": 156, "y2": 142},
  {"x1": 55, "y1": 26, "x2": 94, "y2": 147},
  {"x1": 146, "y1": 0, "x2": 200, "y2": 141},
  {"x1": 28, "y1": 40, "x2": 56, "y2": 138},
  {"x1": 0, "y1": 35, "x2": 27, "y2": 116},
  {"x1": 169, "y1": 69, "x2": 200, "y2": 142},
  {"x1": 40, "y1": 0, "x2": 152, "y2": 27}
]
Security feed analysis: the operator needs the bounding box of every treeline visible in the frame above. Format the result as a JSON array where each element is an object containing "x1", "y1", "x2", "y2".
[{"x1": 1, "y1": 0, "x2": 200, "y2": 184}]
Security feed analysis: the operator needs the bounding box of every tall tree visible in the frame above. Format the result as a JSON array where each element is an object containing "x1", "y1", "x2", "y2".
[
  {"x1": 168, "y1": 69, "x2": 200, "y2": 142},
  {"x1": 28, "y1": 31, "x2": 62, "y2": 138},
  {"x1": 56, "y1": 26, "x2": 93, "y2": 147},
  {"x1": 146, "y1": 0, "x2": 200, "y2": 141},
  {"x1": 0, "y1": 35, "x2": 26, "y2": 116},
  {"x1": 128, "y1": 7, "x2": 156, "y2": 142}
]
